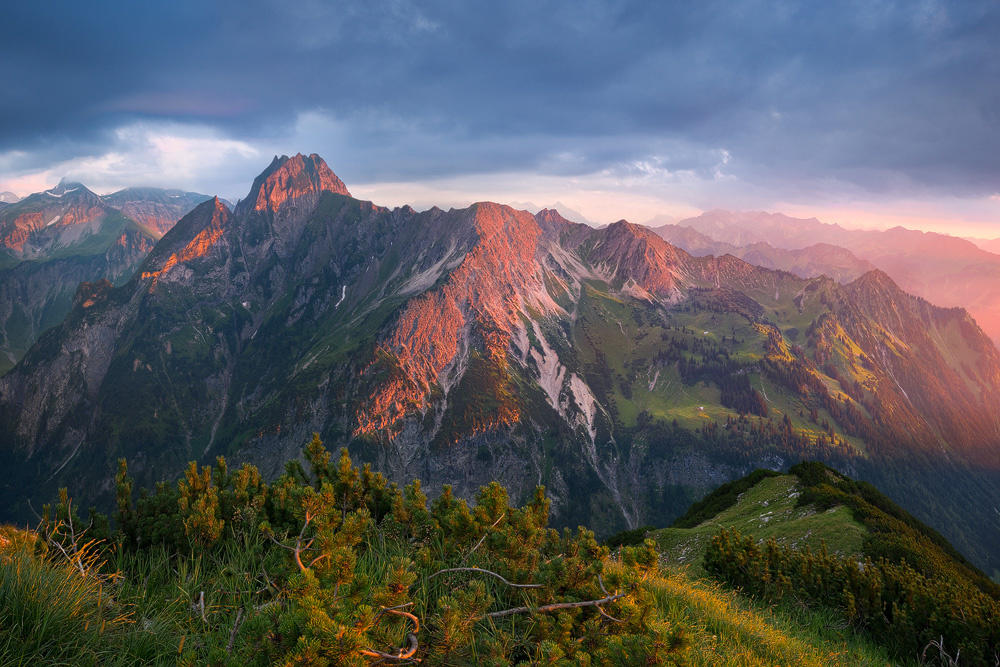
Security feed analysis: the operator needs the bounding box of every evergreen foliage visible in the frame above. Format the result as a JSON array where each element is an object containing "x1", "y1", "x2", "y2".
[
  {"x1": 8, "y1": 436, "x2": 691, "y2": 665},
  {"x1": 704, "y1": 529, "x2": 999, "y2": 664}
]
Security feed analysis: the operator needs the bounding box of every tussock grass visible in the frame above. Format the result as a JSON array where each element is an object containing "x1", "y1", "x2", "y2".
[{"x1": 0, "y1": 534, "x2": 165, "y2": 665}]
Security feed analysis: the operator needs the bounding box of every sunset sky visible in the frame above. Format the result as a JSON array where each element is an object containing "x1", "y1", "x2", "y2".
[{"x1": 2, "y1": 1, "x2": 998, "y2": 237}]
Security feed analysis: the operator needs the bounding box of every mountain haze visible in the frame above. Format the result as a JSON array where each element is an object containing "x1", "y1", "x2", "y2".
[
  {"x1": 2, "y1": 155, "x2": 999, "y2": 576},
  {"x1": 652, "y1": 223, "x2": 876, "y2": 284},
  {"x1": 671, "y1": 210, "x2": 1000, "y2": 346}
]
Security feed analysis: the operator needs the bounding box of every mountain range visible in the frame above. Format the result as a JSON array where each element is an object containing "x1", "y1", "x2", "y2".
[
  {"x1": 0, "y1": 181, "x2": 212, "y2": 373},
  {"x1": 655, "y1": 210, "x2": 1000, "y2": 347},
  {"x1": 1, "y1": 153, "x2": 998, "y2": 578}
]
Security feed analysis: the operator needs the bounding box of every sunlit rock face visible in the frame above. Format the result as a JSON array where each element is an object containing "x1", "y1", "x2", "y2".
[
  {"x1": 140, "y1": 198, "x2": 231, "y2": 284},
  {"x1": 0, "y1": 182, "x2": 107, "y2": 255},
  {"x1": 3, "y1": 153, "x2": 1000, "y2": 576},
  {"x1": 242, "y1": 153, "x2": 351, "y2": 215}
]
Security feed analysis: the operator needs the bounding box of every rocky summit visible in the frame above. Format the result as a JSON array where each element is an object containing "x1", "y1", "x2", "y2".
[{"x1": 2, "y1": 153, "x2": 999, "y2": 575}]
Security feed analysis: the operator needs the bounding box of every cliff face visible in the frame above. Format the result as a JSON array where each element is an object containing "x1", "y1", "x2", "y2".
[{"x1": 2, "y1": 154, "x2": 999, "y2": 573}]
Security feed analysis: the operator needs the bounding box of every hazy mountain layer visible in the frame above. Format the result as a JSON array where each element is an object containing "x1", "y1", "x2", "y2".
[
  {"x1": 2, "y1": 155, "x2": 999, "y2": 575},
  {"x1": 652, "y1": 223, "x2": 876, "y2": 283},
  {"x1": 674, "y1": 210, "x2": 1000, "y2": 346}
]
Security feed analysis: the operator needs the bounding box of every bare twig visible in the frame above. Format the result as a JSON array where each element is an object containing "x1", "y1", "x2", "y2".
[
  {"x1": 597, "y1": 605, "x2": 624, "y2": 623},
  {"x1": 261, "y1": 567, "x2": 278, "y2": 592},
  {"x1": 921, "y1": 635, "x2": 960, "y2": 667},
  {"x1": 26, "y1": 498, "x2": 43, "y2": 523},
  {"x1": 479, "y1": 591, "x2": 628, "y2": 620},
  {"x1": 359, "y1": 633, "x2": 419, "y2": 661},
  {"x1": 428, "y1": 567, "x2": 542, "y2": 589},
  {"x1": 255, "y1": 598, "x2": 284, "y2": 612},
  {"x1": 268, "y1": 511, "x2": 317, "y2": 573},
  {"x1": 309, "y1": 553, "x2": 330, "y2": 568},
  {"x1": 592, "y1": 574, "x2": 623, "y2": 621},
  {"x1": 370, "y1": 602, "x2": 415, "y2": 625},
  {"x1": 226, "y1": 607, "x2": 244, "y2": 655},
  {"x1": 459, "y1": 513, "x2": 505, "y2": 565}
]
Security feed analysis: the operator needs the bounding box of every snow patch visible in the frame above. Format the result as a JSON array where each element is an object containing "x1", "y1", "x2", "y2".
[
  {"x1": 335, "y1": 285, "x2": 346, "y2": 308},
  {"x1": 46, "y1": 215, "x2": 61, "y2": 227},
  {"x1": 44, "y1": 187, "x2": 78, "y2": 198}
]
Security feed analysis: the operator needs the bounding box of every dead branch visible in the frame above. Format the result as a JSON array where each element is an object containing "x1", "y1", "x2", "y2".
[
  {"x1": 594, "y1": 574, "x2": 623, "y2": 621},
  {"x1": 226, "y1": 607, "x2": 244, "y2": 655},
  {"x1": 370, "y1": 602, "x2": 415, "y2": 625},
  {"x1": 360, "y1": 607, "x2": 420, "y2": 661},
  {"x1": 309, "y1": 553, "x2": 330, "y2": 568},
  {"x1": 479, "y1": 591, "x2": 628, "y2": 620},
  {"x1": 921, "y1": 635, "x2": 960, "y2": 667},
  {"x1": 596, "y1": 605, "x2": 624, "y2": 623},
  {"x1": 45, "y1": 526, "x2": 87, "y2": 577},
  {"x1": 428, "y1": 567, "x2": 542, "y2": 589}
]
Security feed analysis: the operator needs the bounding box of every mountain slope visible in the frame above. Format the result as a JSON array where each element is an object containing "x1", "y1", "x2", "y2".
[
  {"x1": 1, "y1": 154, "x2": 998, "y2": 577},
  {"x1": 0, "y1": 182, "x2": 158, "y2": 373},
  {"x1": 0, "y1": 183, "x2": 211, "y2": 373},
  {"x1": 653, "y1": 463, "x2": 1000, "y2": 662}
]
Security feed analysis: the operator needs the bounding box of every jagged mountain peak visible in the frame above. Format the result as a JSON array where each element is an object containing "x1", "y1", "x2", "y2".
[
  {"x1": 238, "y1": 153, "x2": 350, "y2": 216},
  {"x1": 5, "y1": 153, "x2": 1000, "y2": 580}
]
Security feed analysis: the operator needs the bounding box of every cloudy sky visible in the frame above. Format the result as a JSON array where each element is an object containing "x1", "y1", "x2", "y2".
[{"x1": 1, "y1": 1, "x2": 998, "y2": 236}]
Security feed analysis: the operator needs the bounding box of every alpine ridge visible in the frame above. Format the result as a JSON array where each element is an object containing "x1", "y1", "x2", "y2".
[{"x1": 2, "y1": 154, "x2": 999, "y2": 577}]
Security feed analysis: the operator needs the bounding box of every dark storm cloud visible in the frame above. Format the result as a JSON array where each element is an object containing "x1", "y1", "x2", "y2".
[{"x1": 1, "y1": 0, "x2": 998, "y2": 196}]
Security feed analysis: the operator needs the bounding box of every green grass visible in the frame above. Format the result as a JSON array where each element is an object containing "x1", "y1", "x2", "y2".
[
  {"x1": 0, "y1": 532, "x2": 170, "y2": 665},
  {"x1": 645, "y1": 565, "x2": 896, "y2": 666},
  {"x1": 653, "y1": 475, "x2": 868, "y2": 576},
  {"x1": 1, "y1": 442, "x2": 898, "y2": 665}
]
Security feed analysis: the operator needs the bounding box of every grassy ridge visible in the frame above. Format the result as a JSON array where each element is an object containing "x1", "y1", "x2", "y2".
[
  {"x1": 654, "y1": 474, "x2": 868, "y2": 576},
  {"x1": 649, "y1": 462, "x2": 1000, "y2": 662}
]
